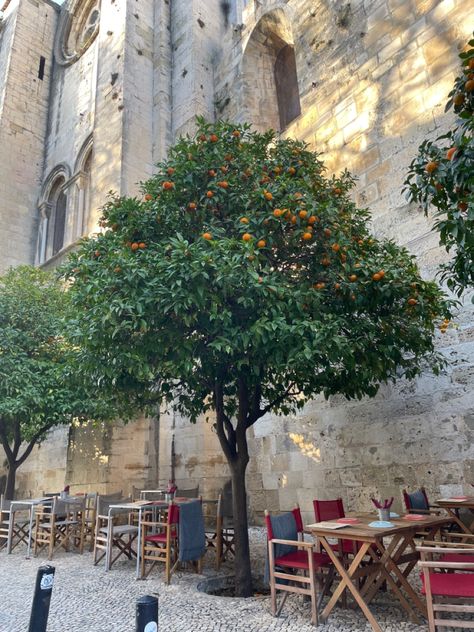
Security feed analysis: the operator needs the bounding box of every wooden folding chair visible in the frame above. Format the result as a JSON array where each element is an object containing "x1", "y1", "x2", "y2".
[
  {"x1": 140, "y1": 501, "x2": 179, "y2": 583},
  {"x1": 93, "y1": 496, "x2": 138, "y2": 570},
  {"x1": 418, "y1": 541, "x2": 474, "y2": 631},
  {"x1": 265, "y1": 507, "x2": 334, "y2": 626},
  {"x1": 0, "y1": 495, "x2": 29, "y2": 552},
  {"x1": 34, "y1": 496, "x2": 86, "y2": 560},
  {"x1": 215, "y1": 485, "x2": 235, "y2": 569}
]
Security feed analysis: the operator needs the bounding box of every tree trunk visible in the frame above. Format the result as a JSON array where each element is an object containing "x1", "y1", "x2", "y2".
[
  {"x1": 5, "y1": 461, "x2": 17, "y2": 500},
  {"x1": 230, "y1": 455, "x2": 253, "y2": 597}
]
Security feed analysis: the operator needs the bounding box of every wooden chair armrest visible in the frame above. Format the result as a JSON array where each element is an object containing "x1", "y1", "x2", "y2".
[
  {"x1": 443, "y1": 532, "x2": 474, "y2": 541},
  {"x1": 140, "y1": 520, "x2": 167, "y2": 528},
  {"x1": 419, "y1": 560, "x2": 474, "y2": 570},
  {"x1": 270, "y1": 538, "x2": 313, "y2": 549},
  {"x1": 420, "y1": 539, "x2": 474, "y2": 549}
]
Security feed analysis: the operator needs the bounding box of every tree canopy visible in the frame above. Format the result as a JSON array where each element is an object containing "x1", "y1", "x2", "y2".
[
  {"x1": 63, "y1": 119, "x2": 451, "y2": 595},
  {"x1": 0, "y1": 266, "x2": 114, "y2": 498},
  {"x1": 405, "y1": 34, "x2": 474, "y2": 297}
]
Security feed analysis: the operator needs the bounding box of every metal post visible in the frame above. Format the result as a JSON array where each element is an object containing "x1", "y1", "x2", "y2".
[
  {"x1": 136, "y1": 595, "x2": 158, "y2": 632},
  {"x1": 28, "y1": 565, "x2": 55, "y2": 632}
]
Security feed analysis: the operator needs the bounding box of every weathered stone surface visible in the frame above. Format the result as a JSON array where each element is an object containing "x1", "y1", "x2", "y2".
[{"x1": 0, "y1": 1, "x2": 473, "y2": 530}]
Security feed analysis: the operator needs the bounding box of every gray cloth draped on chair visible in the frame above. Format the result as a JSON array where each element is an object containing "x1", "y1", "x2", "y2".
[
  {"x1": 264, "y1": 512, "x2": 298, "y2": 585},
  {"x1": 178, "y1": 500, "x2": 206, "y2": 562}
]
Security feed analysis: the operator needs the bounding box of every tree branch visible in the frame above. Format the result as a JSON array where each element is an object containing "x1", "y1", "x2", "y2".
[
  {"x1": 248, "y1": 382, "x2": 297, "y2": 428},
  {"x1": 0, "y1": 419, "x2": 15, "y2": 465},
  {"x1": 213, "y1": 380, "x2": 236, "y2": 463}
]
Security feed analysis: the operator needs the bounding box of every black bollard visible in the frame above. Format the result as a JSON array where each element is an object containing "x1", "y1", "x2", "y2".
[
  {"x1": 136, "y1": 595, "x2": 158, "y2": 632},
  {"x1": 28, "y1": 565, "x2": 55, "y2": 632}
]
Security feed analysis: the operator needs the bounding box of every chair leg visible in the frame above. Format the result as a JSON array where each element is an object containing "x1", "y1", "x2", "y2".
[{"x1": 48, "y1": 526, "x2": 55, "y2": 560}]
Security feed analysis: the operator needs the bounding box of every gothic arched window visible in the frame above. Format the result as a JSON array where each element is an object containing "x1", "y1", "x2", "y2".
[
  {"x1": 241, "y1": 9, "x2": 301, "y2": 132},
  {"x1": 275, "y1": 45, "x2": 301, "y2": 130},
  {"x1": 49, "y1": 178, "x2": 68, "y2": 257}
]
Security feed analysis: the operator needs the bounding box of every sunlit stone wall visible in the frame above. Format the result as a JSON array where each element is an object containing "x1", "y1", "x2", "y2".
[{"x1": 166, "y1": 0, "x2": 474, "y2": 523}]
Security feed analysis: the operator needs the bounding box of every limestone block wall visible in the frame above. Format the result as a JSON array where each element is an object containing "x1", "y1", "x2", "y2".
[
  {"x1": 0, "y1": 0, "x2": 58, "y2": 272},
  {"x1": 157, "y1": 0, "x2": 474, "y2": 524}
]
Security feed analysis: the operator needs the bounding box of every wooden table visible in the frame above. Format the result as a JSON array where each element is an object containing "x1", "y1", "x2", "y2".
[
  {"x1": 435, "y1": 496, "x2": 474, "y2": 534},
  {"x1": 308, "y1": 513, "x2": 451, "y2": 632}
]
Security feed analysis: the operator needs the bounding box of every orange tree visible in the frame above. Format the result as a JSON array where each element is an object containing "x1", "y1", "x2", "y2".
[
  {"x1": 63, "y1": 120, "x2": 451, "y2": 596},
  {"x1": 405, "y1": 35, "x2": 474, "y2": 296}
]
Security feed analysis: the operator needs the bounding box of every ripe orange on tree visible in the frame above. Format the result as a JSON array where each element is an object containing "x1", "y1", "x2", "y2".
[
  {"x1": 257, "y1": 239, "x2": 266, "y2": 248},
  {"x1": 331, "y1": 243, "x2": 340, "y2": 252},
  {"x1": 323, "y1": 228, "x2": 332, "y2": 238},
  {"x1": 446, "y1": 147, "x2": 457, "y2": 161},
  {"x1": 218, "y1": 181, "x2": 229, "y2": 189},
  {"x1": 144, "y1": 193, "x2": 153, "y2": 201},
  {"x1": 273, "y1": 208, "x2": 284, "y2": 218},
  {"x1": 307, "y1": 216, "x2": 317, "y2": 225},
  {"x1": 302, "y1": 232, "x2": 312, "y2": 241},
  {"x1": 139, "y1": 242, "x2": 146, "y2": 249},
  {"x1": 242, "y1": 233, "x2": 252, "y2": 242},
  {"x1": 209, "y1": 134, "x2": 219, "y2": 142},
  {"x1": 407, "y1": 298, "x2": 417, "y2": 306},
  {"x1": 240, "y1": 217, "x2": 249, "y2": 224},
  {"x1": 453, "y1": 93, "x2": 465, "y2": 106},
  {"x1": 202, "y1": 232, "x2": 212, "y2": 240},
  {"x1": 163, "y1": 181, "x2": 174, "y2": 190},
  {"x1": 425, "y1": 161, "x2": 438, "y2": 174},
  {"x1": 206, "y1": 190, "x2": 214, "y2": 198},
  {"x1": 372, "y1": 272, "x2": 381, "y2": 281},
  {"x1": 188, "y1": 202, "x2": 197, "y2": 210},
  {"x1": 288, "y1": 166, "x2": 296, "y2": 175},
  {"x1": 299, "y1": 210, "x2": 308, "y2": 219},
  {"x1": 465, "y1": 79, "x2": 474, "y2": 92},
  {"x1": 349, "y1": 274, "x2": 357, "y2": 282},
  {"x1": 131, "y1": 242, "x2": 139, "y2": 251},
  {"x1": 208, "y1": 169, "x2": 216, "y2": 177},
  {"x1": 167, "y1": 167, "x2": 175, "y2": 176},
  {"x1": 264, "y1": 191, "x2": 273, "y2": 201},
  {"x1": 232, "y1": 130, "x2": 240, "y2": 137}
]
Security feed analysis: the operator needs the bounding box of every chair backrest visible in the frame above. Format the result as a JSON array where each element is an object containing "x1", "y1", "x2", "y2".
[
  {"x1": 0, "y1": 494, "x2": 12, "y2": 512},
  {"x1": 168, "y1": 502, "x2": 180, "y2": 525},
  {"x1": 96, "y1": 495, "x2": 130, "y2": 518},
  {"x1": 51, "y1": 495, "x2": 86, "y2": 517},
  {"x1": 131, "y1": 485, "x2": 142, "y2": 501},
  {"x1": 403, "y1": 488, "x2": 429, "y2": 512},
  {"x1": 99, "y1": 490, "x2": 123, "y2": 502},
  {"x1": 265, "y1": 508, "x2": 301, "y2": 541},
  {"x1": 177, "y1": 486, "x2": 199, "y2": 499},
  {"x1": 313, "y1": 498, "x2": 345, "y2": 522}
]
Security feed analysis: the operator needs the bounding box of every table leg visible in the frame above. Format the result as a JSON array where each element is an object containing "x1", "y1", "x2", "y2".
[
  {"x1": 319, "y1": 538, "x2": 383, "y2": 632},
  {"x1": 444, "y1": 507, "x2": 472, "y2": 535},
  {"x1": 365, "y1": 535, "x2": 427, "y2": 619},
  {"x1": 26, "y1": 506, "x2": 34, "y2": 558},
  {"x1": 136, "y1": 508, "x2": 142, "y2": 580}
]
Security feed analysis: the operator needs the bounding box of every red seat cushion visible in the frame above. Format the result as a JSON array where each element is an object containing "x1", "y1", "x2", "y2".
[
  {"x1": 441, "y1": 553, "x2": 474, "y2": 566},
  {"x1": 145, "y1": 529, "x2": 177, "y2": 543},
  {"x1": 275, "y1": 550, "x2": 331, "y2": 570},
  {"x1": 421, "y1": 572, "x2": 474, "y2": 597}
]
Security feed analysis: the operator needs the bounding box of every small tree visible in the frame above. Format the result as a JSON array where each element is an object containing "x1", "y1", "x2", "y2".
[
  {"x1": 64, "y1": 120, "x2": 451, "y2": 596},
  {"x1": 0, "y1": 266, "x2": 114, "y2": 499},
  {"x1": 405, "y1": 34, "x2": 474, "y2": 297}
]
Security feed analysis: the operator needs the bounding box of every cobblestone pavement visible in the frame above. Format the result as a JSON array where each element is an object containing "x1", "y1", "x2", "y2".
[{"x1": 0, "y1": 528, "x2": 432, "y2": 632}]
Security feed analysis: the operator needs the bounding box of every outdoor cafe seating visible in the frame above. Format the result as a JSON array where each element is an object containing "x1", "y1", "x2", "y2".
[
  {"x1": 34, "y1": 495, "x2": 86, "y2": 560},
  {"x1": 0, "y1": 494, "x2": 29, "y2": 552},
  {"x1": 93, "y1": 495, "x2": 138, "y2": 570}
]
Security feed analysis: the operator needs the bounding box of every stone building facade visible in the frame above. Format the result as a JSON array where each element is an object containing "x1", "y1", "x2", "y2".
[{"x1": 0, "y1": 0, "x2": 473, "y2": 522}]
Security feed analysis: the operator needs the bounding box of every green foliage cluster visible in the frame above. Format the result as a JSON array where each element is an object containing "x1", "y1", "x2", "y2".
[
  {"x1": 64, "y1": 120, "x2": 451, "y2": 430},
  {"x1": 0, "y1": 266, "x2": 113, "y2": 466},
  {"x1": 405, "y1": 36, "x2": 474, "y2": 296}
]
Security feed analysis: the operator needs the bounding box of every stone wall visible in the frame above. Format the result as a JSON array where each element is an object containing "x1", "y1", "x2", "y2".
[
  {"x1": 1, "y1": 0, "x2": 473, "y2": 522},
  {"x1": 0, "y1": 0, "x2": 58, "y2": 272},
  {"x1": 163, "y1": 0, "x2": 474, "y2": 524}
]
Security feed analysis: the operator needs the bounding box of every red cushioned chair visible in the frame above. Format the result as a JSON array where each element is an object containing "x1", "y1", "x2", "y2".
[
  {"x1": 418, "y1": 541, "x2": 474, "y2": 631},
  {"x1": 140, "y1": 502, "x2": 180, "y2": 583},
  {"x1": 265, "y1": 506, "x2": 334, "y2": 625}
]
